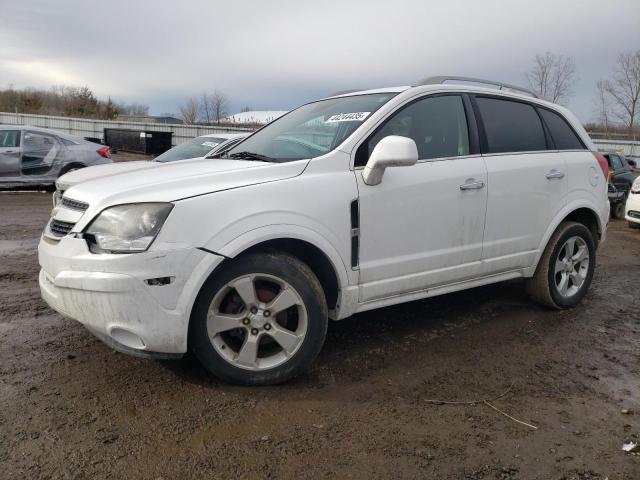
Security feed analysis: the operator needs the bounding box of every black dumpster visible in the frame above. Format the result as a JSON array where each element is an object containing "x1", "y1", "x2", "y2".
[{"x1": 104, "y1": 129, "x2": 173, "y2": 155}]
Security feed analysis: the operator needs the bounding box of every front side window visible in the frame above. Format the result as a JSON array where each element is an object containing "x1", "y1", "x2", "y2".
[
  {"x1": 539, "y1": 108, "x2": 584, "y2": 150},
  {"x1": 0, "y1": 130, "x2": 20, "y2": 148},
  {"x1": 224, "y1": 93, "x2": 397, "y2": 163},
  {"x1": 356, "y1": 95, "x2": 470, "y2": 166},
  {"x1": 155, "y1": 136, "x2": 228, "y2": 162},
  {"x1": 476, "y1": 97, "x2": 547, "y2": 153}
]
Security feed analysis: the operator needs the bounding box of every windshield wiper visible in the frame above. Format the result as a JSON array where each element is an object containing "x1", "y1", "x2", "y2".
[{"x1": 228, "y1": 151, "x2": 279, "y2": 163}]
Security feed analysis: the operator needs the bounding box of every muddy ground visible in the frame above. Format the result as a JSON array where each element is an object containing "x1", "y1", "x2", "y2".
[{"x1": 0, "y1": 190, "x2": 638, "y2": 479}]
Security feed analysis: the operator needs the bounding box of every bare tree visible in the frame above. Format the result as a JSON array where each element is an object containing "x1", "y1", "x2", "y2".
[
  {"x1": 179, "y1": 97, "x2": 199, "y2": 124},
  {"x1": 526, "y1": 52, "x2": 577, "y2": 104},
  {"x1": 212, "y1": 90, "x2": 228, "y2": 122},
  {"x1": 602, "y1": 50, "x2": 640, "y2": 134},
  {"x1": 199, "y1": 92, "x2": 214, "y2": 124},
  {"x1": 593, "y1": 80, "x2": 612, "y2": 134}
]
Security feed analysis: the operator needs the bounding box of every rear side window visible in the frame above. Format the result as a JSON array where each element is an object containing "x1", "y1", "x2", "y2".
[
  {"x1": 476, "y1": 97, "x2": 546, "y2": 153},
  {"x1": 539, "y1": 109, "x2": 584, "y2": 150},
  {"x1": 609, "y1": 154, "x2": 623, "y2": 171},
  {"x1": 0, "y1": 130, "x2": 20, "y2": 148},
  {"x1": 356, "y1": 95, "x2": 470, "y2": 166}
]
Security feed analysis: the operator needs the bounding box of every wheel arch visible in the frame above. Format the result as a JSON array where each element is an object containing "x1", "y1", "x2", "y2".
[
  {"x1": 210, "y1": 226, "x2": 352, "y2": 316},
  {"x1": 59, "y1": 162, "x2": 86, "y2": 176},
  {"x1": 531, "y1": 203, "x2": 603, "y2": 275}
]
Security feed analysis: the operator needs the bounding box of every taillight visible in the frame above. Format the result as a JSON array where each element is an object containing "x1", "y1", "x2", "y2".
[
  {"x1": 592, "y1": 151, "x2": 609, "y2": 181},
  {"x1": 97, "y1": 146, "x2": 111, "y2": 159}
]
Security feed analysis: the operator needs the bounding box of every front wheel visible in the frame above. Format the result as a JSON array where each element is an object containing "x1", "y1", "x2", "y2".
[
  {"x1": 189, "y1": 252, "x2": 328, "y2": 385},
  {"x1": 526, "y1": 221, "x2": 596, "y2": 309}
]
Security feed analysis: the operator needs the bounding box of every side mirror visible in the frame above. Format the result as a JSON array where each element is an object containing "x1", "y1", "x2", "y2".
[
  {"x1": 362, "y1": 135, "x2": 418, "y2": 186},
  {"x1": 627, "y1": 159, "x2": 636, "y2": 170}
]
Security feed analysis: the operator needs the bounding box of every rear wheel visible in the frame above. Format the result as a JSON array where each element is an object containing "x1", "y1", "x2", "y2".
[
  {"x1": 613, "y1": 200, "x2": 625, "y2": 219},
  {"x1": 526, "y1": 221, "x2": 595, "y2": 309},
  {"x1": 189, "y1": 252, "x2": 328, "y2": 385}
]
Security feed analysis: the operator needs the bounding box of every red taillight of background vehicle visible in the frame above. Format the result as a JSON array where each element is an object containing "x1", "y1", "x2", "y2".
[
  {"x1": 592, "y1": 151, "x2": 609, "y2": 180},
  {"x1": 97, "y1": 146, "x2": 111, "y2": 159}
]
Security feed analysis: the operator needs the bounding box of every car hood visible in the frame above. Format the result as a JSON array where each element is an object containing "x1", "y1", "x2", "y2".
[
  {"x1": 56, "y1": 161, "x2": 159, "y2": 191},
  {"x1": 63, "y1": 158, "x2": 309, "y2": 220}
]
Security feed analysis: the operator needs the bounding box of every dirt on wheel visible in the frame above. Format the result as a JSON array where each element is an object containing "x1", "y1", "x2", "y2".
[{"x1": 1, "y1": 191, "x2": 638, "y2": 479}]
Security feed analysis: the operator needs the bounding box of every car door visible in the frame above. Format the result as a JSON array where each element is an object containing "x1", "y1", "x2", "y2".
[
  {"x1": 473, "y1": 95, "x2": 568, "y2": 273},
  {"x1": 354, "y1": 94, "x2": 488, "y2": 302},
  {"x1": 0, "y1": 129, "x2": 22, "y2": 178},
  {"x1": 21, "y1": 131, "x2": 63, "y2": 177}
]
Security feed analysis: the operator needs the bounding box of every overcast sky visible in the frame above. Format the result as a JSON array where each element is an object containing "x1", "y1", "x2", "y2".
[{"x1": 1, "y1": 0, "x2": 638, "y2": 122}]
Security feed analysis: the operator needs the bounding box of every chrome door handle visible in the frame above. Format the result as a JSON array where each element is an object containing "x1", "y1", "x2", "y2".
[
  {"x1": 459, "y1": 179, "x2": 485, "y2": 190},
  {"x1": 545, "y1": 169, "x2": 565, "y2": 179}
]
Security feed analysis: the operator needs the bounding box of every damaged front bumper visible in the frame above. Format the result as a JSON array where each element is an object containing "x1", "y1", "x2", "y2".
[{"x1": 38, "y1": 234, "x2": 224, "y2": 357}]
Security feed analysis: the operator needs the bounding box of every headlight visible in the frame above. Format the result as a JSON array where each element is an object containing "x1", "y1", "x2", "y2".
[
  {"x1": 632, "y1": 178, "x2": 640, "y2": 194},
  {"x1": 85, "y1": 203, "x2": 173, "y2": 253}
]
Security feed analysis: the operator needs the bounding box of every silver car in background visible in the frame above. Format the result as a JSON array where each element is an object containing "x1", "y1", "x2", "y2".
[{"x1": 0, "y1": 125, "x2": 111, "y2": 188}]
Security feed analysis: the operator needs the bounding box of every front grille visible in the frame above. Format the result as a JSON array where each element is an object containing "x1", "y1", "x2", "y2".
[
  {"x1": 629, "y1": 210, "x2": 640, "y2": 219},
  {"x1": 49, "y1": 219, "x2": 75, "y2": 237},
  {"x1": 61, "y1": 197, "x2": 89, "y2": 211}
]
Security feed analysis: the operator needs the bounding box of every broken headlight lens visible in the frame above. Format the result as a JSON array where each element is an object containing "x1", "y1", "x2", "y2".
[{"x1": 85, "y1": 203, "x2": 173, "y2": 253}]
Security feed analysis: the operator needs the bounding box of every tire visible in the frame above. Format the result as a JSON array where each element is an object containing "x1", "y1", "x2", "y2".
[
  {"x1": 58, "y1": 164, "x2": 85, "y2": 178},
  {"x1": 613, "y1": 201, "x2": 625, "y2": 219},
  {"x1": 189, "y1": 251, "x2": 328, "y2": 385},
  {"x1": 525, "y1": 221, "x2": 596, "y2": 309}
]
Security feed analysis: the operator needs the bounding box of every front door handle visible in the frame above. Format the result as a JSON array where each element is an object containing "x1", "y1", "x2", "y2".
[
  {"x1": 545, "y1": 169, "x2": 565, "y2": 180},
  {"x1": 460, "y1": 179, "x2": 485, "y2": 190}
]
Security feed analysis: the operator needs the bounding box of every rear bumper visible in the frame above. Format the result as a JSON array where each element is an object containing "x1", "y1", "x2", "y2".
[{"x1": 38, "y1": 235, "x2": 224, "y2": 355}]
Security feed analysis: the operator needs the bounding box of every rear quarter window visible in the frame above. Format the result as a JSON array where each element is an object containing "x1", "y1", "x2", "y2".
[
  {"x1": 539, "y1": 108, "x2": 584, "y2": 150},
  {"x1": 476, "y1": 97, "x2": 547, "y2": 154}
]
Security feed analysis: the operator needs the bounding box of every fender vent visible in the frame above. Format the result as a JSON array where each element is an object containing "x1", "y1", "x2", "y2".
[{"x1": 350, "y1": 199, "x2": 359, "y2": 268}]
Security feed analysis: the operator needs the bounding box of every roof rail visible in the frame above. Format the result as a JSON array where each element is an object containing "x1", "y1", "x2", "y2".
[
  {"x1": 329, "y1": 89, "x2": 363, "y2": 96},
  {"x1": 416, "y1": 76, "x2": 539, "y2": 99}
]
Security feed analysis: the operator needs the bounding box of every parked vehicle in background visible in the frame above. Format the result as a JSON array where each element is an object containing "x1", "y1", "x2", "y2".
[
  {"x1": 153, "y1": 133, "x2": 247, "y2": 163},
  {"x1": 0, "y1": 125, "x2": 111, "y2": 188},
  {"x1": 53, "y1": 133, "x2": 248, "y2": 202},
  {"x1": 39, "y1": 76, "x2": 608, "y2": 385},
  {"x1": 603, "y1": 150, "x2": 635, "y2": 186},
  {"x1": 625, "y1": 176, "x2": 640, "y2": 228}
]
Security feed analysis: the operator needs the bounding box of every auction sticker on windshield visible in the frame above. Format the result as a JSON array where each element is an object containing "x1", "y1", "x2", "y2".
[
  {"x1": 325, "y1": 112, "x2": 371, "y2": 123},
  {"x1": 202, "y1": 141, "x2": 220, "y2": 148}
]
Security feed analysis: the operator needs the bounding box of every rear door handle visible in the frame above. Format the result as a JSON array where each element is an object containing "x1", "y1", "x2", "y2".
[
  {"x1": 545, "y1": 169, "x2": 565, "y2": 180},
  {"x1": 459, "y1": 179, "x2": 485, "y2": 190}
]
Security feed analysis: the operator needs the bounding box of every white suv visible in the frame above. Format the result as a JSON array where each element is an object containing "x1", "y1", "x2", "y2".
[{"x1": 39, "y1": 77, "x2": 609, "y2": 385}]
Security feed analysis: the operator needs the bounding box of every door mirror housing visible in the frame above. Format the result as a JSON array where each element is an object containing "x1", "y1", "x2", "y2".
[{"x1": 362, "y1": 135, "x2": 418, "y2": 186}]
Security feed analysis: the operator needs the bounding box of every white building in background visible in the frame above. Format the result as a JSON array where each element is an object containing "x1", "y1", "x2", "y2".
[{"x1": 223, "y1": 111, "x2": 288, "y2": 125}]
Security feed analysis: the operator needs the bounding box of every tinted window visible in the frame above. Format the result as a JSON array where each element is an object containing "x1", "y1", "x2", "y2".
[
  {"x1": 0, "y1": 130, "x2": 20, "y2": 148},
  {"x1": 476, "y1": 97, "x2": 546, "y2": 153},
  {"x1": 357, "y1": 95, "x2": 469, "y2": 166},
  {"x1": 539, "y1": 109, "x2": 584, "y2": 150}
]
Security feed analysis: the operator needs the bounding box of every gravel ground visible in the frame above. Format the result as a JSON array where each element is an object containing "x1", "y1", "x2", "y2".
[{"x1": 0, "y1": 191, "x2": 638, "y2": 479}]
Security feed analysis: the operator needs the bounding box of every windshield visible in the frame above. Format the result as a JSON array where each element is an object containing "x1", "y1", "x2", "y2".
[
  {"x1": 154, "y1": 136, "x2": 227, "y2": 162},
  {"x1": 224, "y1": 93, "x2": 397, "y2": 162}
]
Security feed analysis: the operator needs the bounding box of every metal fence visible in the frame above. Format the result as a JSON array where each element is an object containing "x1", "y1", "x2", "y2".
[
  {"x1": 0, "y1": 112, "x2": 256, "y2": 146},
  {"x1": 592, "y1": 139, "x2": 640, "y2": 160}
]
